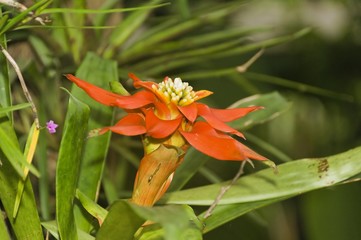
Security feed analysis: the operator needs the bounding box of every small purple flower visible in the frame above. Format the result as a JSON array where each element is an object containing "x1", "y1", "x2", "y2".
[{"x1": 46, "y1": 120, "x2": 58, "y2": 134}]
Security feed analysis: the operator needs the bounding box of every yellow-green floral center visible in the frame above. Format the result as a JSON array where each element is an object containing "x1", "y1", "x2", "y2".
[{"x1": 153, "y1": 77, "x2": 196, "y2": 106}]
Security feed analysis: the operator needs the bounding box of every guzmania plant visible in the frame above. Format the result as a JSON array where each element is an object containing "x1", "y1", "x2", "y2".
[{"x1": 66, "y1": 73, "x2": 266, "y2": 206}]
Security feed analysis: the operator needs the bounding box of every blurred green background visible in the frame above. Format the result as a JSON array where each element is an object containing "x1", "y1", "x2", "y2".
[
  {"x1": 199, "y1": 1, "x2": 361, "y2": 239},
  {"x1": 3, "y1": 0, "x2": 361, "y2": 239}
]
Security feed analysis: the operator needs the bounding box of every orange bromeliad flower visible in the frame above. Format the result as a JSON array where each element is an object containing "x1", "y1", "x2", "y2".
[{"x1": 65, "y1": 73, "x2": 266, "y2": 206}]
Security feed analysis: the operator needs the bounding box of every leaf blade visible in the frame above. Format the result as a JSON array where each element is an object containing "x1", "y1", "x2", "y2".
[
  {"x1": 163, "y1": 146, "x2": 361, "y2": 205},
  {"x1": 56, "y1": 92, "x2": 90, "y2": 240}
]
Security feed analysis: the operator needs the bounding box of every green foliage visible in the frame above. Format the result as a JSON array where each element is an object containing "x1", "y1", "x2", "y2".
[
  {"x1": 56, "y1": 92, "x2": 90, "y2": 240},
  {"x1": 0, "y1": 0, "x2": 359, "y2": 239}
]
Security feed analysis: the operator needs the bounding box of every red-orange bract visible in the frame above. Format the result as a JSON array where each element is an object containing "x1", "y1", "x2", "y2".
[{"x1": 66, "y1": 73, "x2": 266, "y2": 206}]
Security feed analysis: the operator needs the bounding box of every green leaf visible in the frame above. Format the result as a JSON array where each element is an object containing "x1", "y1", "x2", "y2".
[
  {"x1": 0, "y1": 103, "x2": 31, "y2": 114},
  {"x1": 0, "y1": 212, "x2": 10, "y2": 240},
  {"x1": 96, "y1": 200, "x2": 202, "y2": 240},
  {"x1": 227, "y1": 91, "x2": 291, "y2": 130},
  {"x1": 0, "y1": 117, "x2": 43, "y2": 239},
  {"x1": 71, "y1": 52, "x2": 116, "y2": 232},
  {"x1": 56, "y1": 92, "x2": 90, "y2": 240},
  {"x1": 139, "y1": 28, "x2": 311, "y2": 75},
  {"x1": 0, "y1": 0, "x2": 52, "y2": 36},
  {"x1": 41, "y1": 4, "x2": 169, "y2": 14},
  {"x1": 95, "y1": 201, "x2": 144, "y2": 240},
  {"x1": 109, "y1": 81, "x2": 130, "y2": 96},
  {"x1": 0, "y1": 115, "x2": 40, "y2": 178},
  {"x1": 169, "y1": 92, "x2": 289, "y2": 191},
  {"x1": 136, "y1": 205, "x2": 202, "y2": 240},
  {"x1": 163, "y1": 146, "x2": 361, "y2": 205},
  {"x1": 0, "y1": 14, "x2": 9, "y2": 33},
  {"x1": 41, "y1": 221, "x2": 95, "y2": 240},
  {"x1": 0, "y1": 23, "x2": 12, "y2": 122},
  {"x1": 120, "y1": 2, "x2": 243, "y2": 63},
  {"x1": 102, "y1": 0, "x2": 164, "y2": 59},
  {"x1": 243, "y1": 72, "x2": 353, "y2": 102},
  {"x1": 200, "y1": 197, "x2": 287, "y2": 234},
  {"x1": 13, "y1": 122, "x2": 40, "y2": 218},
  {"x1": 75, "y1": 189, "x2": 108, "y2": 225}
]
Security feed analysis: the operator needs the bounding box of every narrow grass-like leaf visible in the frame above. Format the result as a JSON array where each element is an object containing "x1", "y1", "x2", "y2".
[
  {"x1": 243, "y1": 72, "x2": 354, "y2": 102},
  {"x1": 41, "y1": 4, "x2": 169, "y2": 14},
  {"x1": 119, "y1": 3, "x2": 243, "y2": 63},
  {"x1": 56, "y1": 92, "x2": 90, "y2": 240},
  {"x1": 13, "y1": 123, "x2": 39, "y2": 218},
  {"x1": 75, "y1": 189, "x2": 108, "y2": 225},
  {"x1": 0, "y1": 116, "x2": 43, "y2": 239},
  {"x1": 141, "y1": 28, "x2": 311, "y2": 75},
  {"x1": 102, "y1": 0, "x2": 163, "y2": 58},
  {"x1": 0, "y1": 0, "x2": 52, "y2": 36},
  {"x1": 163, "y1": 146, "x2": 361, "y2": 205},
  {"x1": 130, "y1": 27, "x2": 269, "y2": 67},
  {"x1": 0, "y1": 14, "x2": 9, "y2": 33},
  {"x1": 41, "y1": 221, "x2": 95, "y2": 240},
  {"x1": 0, "y1": 24, "x2": 12, "y2": 122},
  {"x1": 133, "y1": 38, "x2": 245, "y2": 71},
  {"x1": 0, "y1": 103, "x2": 31, "y2": 114},
  {"x1": 62, "y1": 0, "x2": 85, "y2": 63},
  {"x1": 169, "y1": 92, "x2": 289, "y2": 191}
]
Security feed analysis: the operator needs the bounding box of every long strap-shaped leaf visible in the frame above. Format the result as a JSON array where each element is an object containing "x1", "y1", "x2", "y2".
[
  {"x1": 71, "y1": 52, "x2": 115, "y2": 232},
  {"x1": 0, "y1": 118, "x2": 43, "y2": 239},
  {"x1": 164, "y1": 146, "x2": 361, "y2": 205},
  {"x1": 56, "y1": 91, "x2": 90, "y2": 240},
  {"x1": 13, "y1": 122, "x2": 40, "y2": 218}
]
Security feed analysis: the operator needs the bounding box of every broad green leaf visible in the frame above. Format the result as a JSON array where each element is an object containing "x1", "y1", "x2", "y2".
[
  {"x1": 0, "y1": 116, "x2": 43, "y2": 239},
  {"x1": 163, "y1": 146, "x2": 361, "y2": 205},
  {"x1": 41, "y1": 221, "x2": 95, "y2": 240},
  {"x1": 13, "y1": 122, "x2": 39, "y2": 218},
  {"x1": 71, "y1": 52, "x2": 115, "y2": 232},
  {"x1": 132, "y1": 204, "x2": 201, "y2": 240},
  {"x1": 96, "y1": 201, "x2": 144, "y2": 240},
  {"x1": 96, "y1": 200, "x2": 202, "y2": 240},
  {"x1": 136, "y1": 204, "x2": 202, "y2": 240},
  {"x1": 56, "y1": 92, "x2": 90, "y2": 240},
  {"x1": 169, "y1": 92, "x2": 289, "y2": 191}
]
